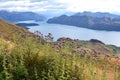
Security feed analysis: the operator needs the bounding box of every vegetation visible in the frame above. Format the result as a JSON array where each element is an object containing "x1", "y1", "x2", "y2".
[{"x1": 0, "y1": 19, "x2": 120, "y2": 80}]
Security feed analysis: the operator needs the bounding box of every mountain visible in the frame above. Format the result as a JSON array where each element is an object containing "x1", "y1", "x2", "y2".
[
  {"x1": 40, "y1": 11, "x2": 75, "y2": 18},
  {"x1": 0, "y1": 10, "x2": 46, "y2": 22},
  {"x1": 75, "y1": 11, "x2": 120, "y2": 19},
  {"x1": 1, "y1": 19, "x2": 120, "y2": 79},
  {"x1": 47, "y1": 11, "x2": 120, "y2": 31}
]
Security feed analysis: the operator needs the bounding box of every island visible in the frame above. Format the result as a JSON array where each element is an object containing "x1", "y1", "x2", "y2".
[{"x1": 15, "y1": 23, "x2": 39, "y2": 29}]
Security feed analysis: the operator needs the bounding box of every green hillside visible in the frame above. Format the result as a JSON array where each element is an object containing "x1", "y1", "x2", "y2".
[{"x1": 0, "y1": 19, "x2": 120, "y2": 80}]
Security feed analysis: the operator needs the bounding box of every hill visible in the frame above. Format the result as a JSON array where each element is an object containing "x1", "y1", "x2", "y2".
[
  {"x1": 1, "y1": 19, "x2": 120, "y2": 80},
  {"x1": 0, "y1": 19, "x2": 28, "y2": 39},
  {"x1": 47, "y1": 12, "x2": 120, "y2": 31},
  {"x1": 0, "y1": 10, "x2": 46, "y2": 22}
]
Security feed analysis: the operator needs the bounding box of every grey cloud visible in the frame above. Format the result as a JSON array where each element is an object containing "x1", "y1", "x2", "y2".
[
  {"x1": 0, "y1": 0, "x2": 21, "y2": 1},
  {"x1": 0, "y1": 0, "x2": 50, "y2": 2},
  {"x1": 31, "y1": 0, "x2": 46, "y2": 1},
  {"x1": 0, "y1": 0, "x2": 68, "y2": 14}
]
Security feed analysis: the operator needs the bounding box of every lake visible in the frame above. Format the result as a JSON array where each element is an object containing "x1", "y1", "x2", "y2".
[{"x1": 25, "y1": 21, "x2": 120, "y2": 47}]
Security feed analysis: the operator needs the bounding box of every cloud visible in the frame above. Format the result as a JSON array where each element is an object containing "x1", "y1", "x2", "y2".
[
  {"x1": 0, "y1": 0, "x2": 45, "y2": 12},
  {"x1": 57, "y1": 0, "x2": 120, "y2": 13},
  {"x1": 0, "y1": 0, "x2": 120, "y2": 14},
  {"x1": 0, "y1": 0, "x2": 67, "y2": 13}
]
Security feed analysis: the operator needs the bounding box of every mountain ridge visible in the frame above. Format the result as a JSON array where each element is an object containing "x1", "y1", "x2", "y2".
[
  {"x1": 0, "y1": 10, "x2": 46, "y2": 22},
  {"x1": 74, "y1": 11, "x2": 120, "y2": 19},
  {"x1": 47, "y1": 11, "x2": 120, "y2": 31}
]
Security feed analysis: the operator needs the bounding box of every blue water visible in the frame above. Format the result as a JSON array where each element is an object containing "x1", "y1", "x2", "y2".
[{"x1": 26, "y1": 21, "x2": 120, "y2": 47}]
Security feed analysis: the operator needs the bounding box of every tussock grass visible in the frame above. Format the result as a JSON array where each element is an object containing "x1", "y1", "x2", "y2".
[{"x1": 0, "y1": 32, "x2": 120, "y2": 80}]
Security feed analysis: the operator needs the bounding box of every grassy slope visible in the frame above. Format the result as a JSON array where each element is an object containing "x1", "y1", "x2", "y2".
[
  {"x1": 0, "y1": 19, "x2": 120, "y2": 80},
  {"x1": 0, "y1": 19, "x2": 30, "y2": 40}
]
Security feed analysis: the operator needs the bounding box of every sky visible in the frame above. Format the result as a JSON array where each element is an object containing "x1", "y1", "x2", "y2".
[{"x1": 0, "y1": 0, "x2": 120, "y2": 14}]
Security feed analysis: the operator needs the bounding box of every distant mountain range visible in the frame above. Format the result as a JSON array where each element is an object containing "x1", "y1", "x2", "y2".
[
  {"x1": 47, "y1": 11, "x2": 120, "y2": 31},
  {"x1": 0, "y1": 10, "x2": 46, "y2": 22},
  {"x1": 40, "y1": 11, "x2": 75, "y2": 18},
  {"x1": 74, "y1": 11, "x2": 120, "y2": 19}
]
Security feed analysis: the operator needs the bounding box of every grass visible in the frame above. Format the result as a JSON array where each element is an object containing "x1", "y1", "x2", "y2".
[
  {"x1": 0, "y1": 33, "x2": 120, "y2": 80},
  {"x1": 0, "y1": 19, "x2": 120, "y2": 80}
]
